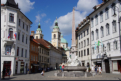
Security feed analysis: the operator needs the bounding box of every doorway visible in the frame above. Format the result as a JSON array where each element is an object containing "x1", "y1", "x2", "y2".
[
  {"x1": 3, "y1": 61, "x2": 11, "y2": 76},
  {"x1": 105, "y1": 60, "x2": 110, "y2": 73},
  {"x1": 118, "y1": 60, "x2": 121, "y2": 73}
]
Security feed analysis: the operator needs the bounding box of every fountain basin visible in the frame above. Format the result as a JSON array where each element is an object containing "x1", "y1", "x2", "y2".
[{"x1": 63, "y1": 66, "x2": 87, "y2": 72}]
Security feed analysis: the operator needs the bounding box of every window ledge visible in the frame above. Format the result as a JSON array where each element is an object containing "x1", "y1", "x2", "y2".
[{"x1": 9, "y1": 21, "x2": 15, "y2": 23}]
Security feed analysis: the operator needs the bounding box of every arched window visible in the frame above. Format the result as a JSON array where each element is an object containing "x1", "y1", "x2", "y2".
[
  {"x1": 54, "y1": 34, "x2": 56, "y2": 39},
  {"x1": 79, "y1": 43, "x2": 80, "y2": 49},
  {"x1": 100, "y1": 11, "x2": 103, "y2": 22},
  {"x1": 107, "y1": 43, "x2": 110, "y2": 51},
  {"x1": 9, "y1": 28, "x2": 13, "y2": 38},
  {"x1": 96, "y1": 29, "x2": 99, "y2": 39},
  {"x1": 112, "y1": 20, "x2": 116, "y2": 33},
  {"x1": 79, "y1": 51, "x2": 80, "y2": 57},
  {"x1": 106, "y1": 24, "x2": 110, "y2": 35},
  {"x1": 101, "y1": 26, "x2": 104, "y2": 37},
  {"x1": 111, "y1": 3, "x2": 116, "y2": 15},
  {"x1": 92, "y1": 31, "x2": 94, "y2": 41},
  {"x1": 114, "y1": 40, "x2": 118, "y2": 50},
  {"x1": 105, "y1": 7, "x2": 109, "y2": 19}
]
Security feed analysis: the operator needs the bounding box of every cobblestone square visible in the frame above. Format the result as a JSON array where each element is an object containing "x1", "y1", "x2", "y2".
[{"x1": 2, "y1": 70, "x2": 121, "y2": 80}]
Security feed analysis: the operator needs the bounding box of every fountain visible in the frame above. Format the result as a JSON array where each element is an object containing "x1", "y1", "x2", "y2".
[{"x1": 54, "y1": 8, "x2": 92, "y2": 77}]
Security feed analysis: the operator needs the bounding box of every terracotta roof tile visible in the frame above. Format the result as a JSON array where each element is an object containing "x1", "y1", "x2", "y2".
[{"x1": 1, "y1": 4, "x2": 5, "y2": 6}]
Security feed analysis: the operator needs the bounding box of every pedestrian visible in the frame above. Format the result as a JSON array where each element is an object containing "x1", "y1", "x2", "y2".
[
  {"x1": 95, "y1": 65, "x2": 97, "y2": 74},
  {"x1": 59, "y1": 64, "x2": 62, "y2": 72},
  {"x1": 8, "y1": 69, "x2": 11, "y2": 78},
  {"x1": 97, "y1": 65, "x2": 99, "y2": 74},
  {"x1": 91, "y1": 65, "x2": 94, "y2": 72},
  {"x1": 41, "y1": 70, "x2": 44, "y2": 76},
  {"x1": 62, "y1": 65, "x2": 65, "y2": 72},
  {"x1": 98, "y1": 65, "x2": 102, "y2": 75},
  {"x1": 27, "y1": 68, "x2": 29, "y2": 74}
]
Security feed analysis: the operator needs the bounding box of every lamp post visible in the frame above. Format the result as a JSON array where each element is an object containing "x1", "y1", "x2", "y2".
[{"x1": 113, "y1": 6, "x2": 121, "y2": 54}]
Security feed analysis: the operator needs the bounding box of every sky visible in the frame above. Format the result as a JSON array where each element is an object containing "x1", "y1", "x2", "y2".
[{"x1": 1, "y1": 0, "x2": 103, "y2": 48}]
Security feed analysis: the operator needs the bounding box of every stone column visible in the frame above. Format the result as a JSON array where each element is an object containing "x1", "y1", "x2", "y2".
[
  {"x1": 102, "y1": 60, "x2": 105, "y2": 72},
  {"x1": 109, "y1": 59, "x2": 112, "y2": 73}
]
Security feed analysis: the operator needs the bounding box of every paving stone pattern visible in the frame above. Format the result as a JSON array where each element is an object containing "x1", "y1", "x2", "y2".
[{"x1": 1, "y1": 70, "x2": 121, "y2": 80}]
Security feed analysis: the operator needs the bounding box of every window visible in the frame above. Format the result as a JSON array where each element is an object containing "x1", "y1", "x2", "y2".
[
  {"x1": 19, "y1": 19, "x2": 21, "y2": 26},
  {"x1": 81, "y1": 51, "x2": 83, "y2": 57},
  {"x1": 9, "y1": 13, "x2": 14, "y2": 22},
  {"x1": 40, "y1": 48, "x2": 41, "y2": 53},
  {"x1": 112, "y1": 20, "x2": 116, "y2": 33},
  {"x1": 106, "y1": 24, "x2": 110, "y2": 35},
  {"x1": 81, "y1": 42, "x2": 83, "y2": 48},
  {"x1": 26, "y1": 25, "x2": 28, "y2": 31},
  {"x1": 101, "y1": 26, "x2": 104, "y2": 37},
  {"x1": 84, "y1": 50, "x2": 86, "y2": 56},
  {"x1": 92, "y1": 47, "x2": 94, "y2": 54},
  {"x1": 17, "y1": 47, "x2": 19, "y2": 56},
  {"x1": 21, "y1": 48, "x2": 23, "y2": 57},
  {"x1": 81, "y1": 33, "x2": 83, "y2": 38},
  {"x1": 25, "y1": 50, "x2": 27, "y2": 58},
  {"x1": 111, "y1": 3, "x2": 116, "y2": 15},
  {"x1": 87, "y1": 38, "x2": 89, "y2": 46},
  {"x1": 26, "y1": 37, "x2": 27, "y2": 44},
  {"x1": 102, "y1": 44, "x2": 105, "y2": 52},
  {"x1": 100, "y1": 11, "x2": 103, "y2": 22},
  {"x1": 79, "y1": 43, "x2": 80, "y2": 49},
  {"x1": 92, "y1": 31, "x2": 94, "y2": 41},
  {"x1": 9, "y1": 28, "x2": 13, "y2": 38},
  {"x1": 84, "y1": 40, "x2": 86, "y2": 47},
  {"x1": 87, "y1": 29, "x2": 89, "y2": 35},
  {"x1": 95, "y1": 15, "x2": 98, "y2": 25},
  {"x1": 79, "y1": 51, "x2": 80, "y2": 57},
  {"x1": 42, "y1": 49, "x2": 43, "y2": 54},
  {"x1": 5, "y1": 45, "x2": 11, "y2": 55},
  {"x1": 54, "y1": 34, "x2": 56, "y2": 39},
  {"x1": 114, "y1": 41, "x2": 118, "y2": 50},
  {"x1": 42, "y1": 56, "x2": 43, "y2": 62},
  {"x1": 18, "y1": 32, "x2": 20, "y2": 40},
  {"x1": 105, "y1": 7, "x2": 109, "y2": 19},
  {"x1": 36, "y1": 36, "x2": 38, "y2": 39},
  {"x1": 23, "y1": 22, "x2": 24, "y2": 29},
  {"x1": 91, "y1": 18, "x2": 94, "y2": 27},
  {"x1": 119, "y1": 1, "x2": 121, "y2": 11},
  {"x1": 63, "y1": 45, "x2": 65, "y2": 48},
  {"x1": 79, "y1": 35, "x2": 80, "y2": 40},
  {"x1": 87, "y1": 48, "x2": 89, "y2": 55},
  {"x1": 96, "y1": 29, "x2": 99, "y2": 39},
  {"x1": 22, "y1": 34, "x2": 24, "y2": 42},
  {"x1": 84, "y1": 31, "x2": 85, "y2": 37},
  {"x1": 107, "y1": 43, "x2": 110, "y2": 51}
]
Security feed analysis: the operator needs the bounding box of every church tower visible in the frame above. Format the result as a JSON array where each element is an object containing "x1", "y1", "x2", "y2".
[
  {"x1": 34, "y1": 22, "x2": 44, "y2": 39},
  {"x1": 51, "y1": 17, "x2": 61, "y2": 48}
]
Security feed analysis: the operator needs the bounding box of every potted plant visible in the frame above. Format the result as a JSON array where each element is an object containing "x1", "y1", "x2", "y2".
[{"x1": 88, "y1": 67, "x2": 91, "y2": 72}]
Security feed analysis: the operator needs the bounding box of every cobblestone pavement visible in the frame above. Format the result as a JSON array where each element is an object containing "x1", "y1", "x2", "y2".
[{"x1": 1, "y1": 70, "x2": 121, "y2": 80}]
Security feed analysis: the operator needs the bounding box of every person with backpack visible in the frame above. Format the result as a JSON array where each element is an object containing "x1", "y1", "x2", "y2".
[{"x1": 59, "y1": 64, "x2": 62, "y2": 72}]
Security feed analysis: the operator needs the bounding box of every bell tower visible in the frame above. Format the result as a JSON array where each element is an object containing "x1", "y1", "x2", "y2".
[{"x1": 51, "y1": 17, "x2": 61, "y2": 48}]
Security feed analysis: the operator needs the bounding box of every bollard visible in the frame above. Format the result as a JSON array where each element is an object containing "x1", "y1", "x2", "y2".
[
  {"x1": 62, "y1": 72, "x2": 64, "y2": 77},
  {"x1": 85, "y1": 72, "x2": 87, "y2": 77}
]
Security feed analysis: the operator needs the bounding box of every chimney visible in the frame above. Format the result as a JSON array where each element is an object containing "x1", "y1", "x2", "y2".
[{"x1": 31, "y1": 31, "x2": 35, "y2": 36}]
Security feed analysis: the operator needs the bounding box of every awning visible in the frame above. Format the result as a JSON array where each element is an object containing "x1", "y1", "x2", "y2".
[{"x1": 32, "y1": 64, "x2": 39, "y2": 66}]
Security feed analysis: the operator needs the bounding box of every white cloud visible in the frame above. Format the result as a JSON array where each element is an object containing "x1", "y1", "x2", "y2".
[
  {"x1": 1, "y1": 0, "x2": 35, "y2": 13},
  {"x1": 75, "y1": 0, "x2": 99, "y2": 12},
  {"x1": 51, "y1": 11, "x2": 87, "y2": 35},
  {"x1": 35, "y1": 13, "x2": 47, "y2": 23},
  {"x1": 51, "y1": 0, "x2": 99, "y2": 36},
  {"x1": 45, "y1": 19, "x2": 51, "y2": 23}
]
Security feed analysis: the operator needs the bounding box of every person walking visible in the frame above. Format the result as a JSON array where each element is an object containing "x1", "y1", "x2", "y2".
[
  {"x1": 59, "y1": 64, "x2": 62, "y2": 72},
  {"x1": 2, "y1": 67, "x2": 6, "y2": 79},
  {"x1": 98, "y1": 65, "x2": 102, "y2": 75},
  {"x1": 41, "y1": 70, "x2": 44, "y2": 76},
  {"x1": 62, "y1": 65, "x2": 65, "y2": 72},
  {"x1": 8, "y1": 69, "x2": 11, "y2": 78},
  {"x1": 97, "y1": 65, "x2": 99, "y2": 74},
  {"x1": 27, "y1": 68, "x2": 29, "y2": 74},
  {"x1": 95, "y1": 65, "x2": 97, "y2": 74},
  {"x1": 91, "y1": 65, "x2": 94, "y2": 72}
]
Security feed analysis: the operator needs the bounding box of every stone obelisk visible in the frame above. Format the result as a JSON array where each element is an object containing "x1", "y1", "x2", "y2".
[{"x1": 70, "y1": 7, "x2": 77, "y2": 60}]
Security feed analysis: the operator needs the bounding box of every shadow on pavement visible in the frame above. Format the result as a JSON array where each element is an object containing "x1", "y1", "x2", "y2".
[{"x1": 1, "y1": 77, "x2": 16, "y2": 80}]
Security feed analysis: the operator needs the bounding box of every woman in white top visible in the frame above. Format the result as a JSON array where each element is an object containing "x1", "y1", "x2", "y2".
[
  {"x1": 91, "y1": 65, "x2": 94, "y2": 72},
  {"x1": 98, "y1": 65, "x2": 102, "y2": 74}
]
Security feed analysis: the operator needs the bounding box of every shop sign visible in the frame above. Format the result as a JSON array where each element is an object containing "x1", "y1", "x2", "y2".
[{"x1": 19, "y1": 59, "x2": 23, "y2": 61}]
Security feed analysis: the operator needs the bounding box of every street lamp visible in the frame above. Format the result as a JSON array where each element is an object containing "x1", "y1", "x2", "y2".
[{"x1": 113, "y1": 6, "x2": 121, "y2": 54}]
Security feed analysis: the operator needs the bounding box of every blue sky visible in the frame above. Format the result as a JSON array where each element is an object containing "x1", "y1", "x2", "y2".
[{"x1": 2, "y1": 0, "x2": 103, "y2": 47}]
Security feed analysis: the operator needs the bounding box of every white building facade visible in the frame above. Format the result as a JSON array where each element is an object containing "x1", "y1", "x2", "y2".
[
  {"x1": 1, "y1": 0, "x2": 32, "y2": 76},
  {"x1": 89, "y1": 0, "x2": 121, "y2": 73},
  {"x1": 76, "y1": 17, "x2": 91, "y2": 67}
]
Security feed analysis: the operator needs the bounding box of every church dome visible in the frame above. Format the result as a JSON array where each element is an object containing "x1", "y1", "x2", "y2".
[
  {"x1": 61, "y1": 38, "x2": 67, "y2": 43},
  {"x1": 37, "y1": 28, "x2": 42, "y2": 31},
  {"x1": 54, "y1": 26, "x2": 59, "y2": 29},
  {"x1": 64, "y1": 48, "x2": 70, "y2": 51}
]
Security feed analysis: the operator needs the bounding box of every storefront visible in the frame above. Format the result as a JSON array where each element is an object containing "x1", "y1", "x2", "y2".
[
  {"x1": 31, "y1": 64, "x2": 39, "y2": 73},
  {"x1": 112, "y1": 60, "x2": 121, "y2": 73},
  {"x1": 3, "y1": 61, "x2": 11, "y2": 76},
  {"x1": 15, "y1": 62, "x2": 18, "y2": 74}
]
